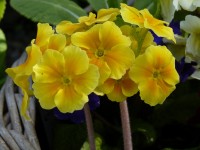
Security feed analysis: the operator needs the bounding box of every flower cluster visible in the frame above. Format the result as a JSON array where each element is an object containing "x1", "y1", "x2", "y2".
[{"x1": 6, "y1": 3, "x2": 180, "y2": 118}]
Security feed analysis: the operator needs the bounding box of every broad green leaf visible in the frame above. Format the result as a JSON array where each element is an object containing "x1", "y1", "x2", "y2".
[
  {"x1": 0, "y1": 29, "x2": 7, "y2": 87},
  {"x1": 0, "y1": 0, "x2": 6, "y2": 21},
  {"x1": 107, "y1": 0, "x2": 123, "y2": 8},
  {"x1": 86, "y1": 0, "x2": 108, "y2": 11},
  {"x1": 10, "y1": 0, "x2": 87, "y2": 25},
  {"x1": 133, "y1": 0, "x2": 159, "y2": 16}
]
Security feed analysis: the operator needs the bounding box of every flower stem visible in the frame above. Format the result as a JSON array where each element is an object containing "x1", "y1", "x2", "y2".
[
  {"x1": 84, "y1": 103, "x2": 96, "y2": 150},
  {"x1": 119, "y1": 100, "x2": 133, "y2": 150}
]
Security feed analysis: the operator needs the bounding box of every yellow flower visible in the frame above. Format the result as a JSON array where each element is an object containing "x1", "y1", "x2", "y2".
[
  {"x1": 129, "y1": 45, "x2": 179, "y2": 106},
  {"x1": 120, "y1": 25, "x2": 155, "y2": 56},
  {"x1": 71, "y1": 21, "x2": 134, "y2": 84},
  {"x1": 120, "y1": 3, "x2": 176, "y2": 43},
  {"x1": 32, "y1": 23, "x2": 54, "y2": 52},
  {"x1": 78, "y1": 8, "x2": 120, "y2": 26},
  {"x1": 6, "y1": 44, "x2": 42, "y2": 118},
  {"x1": 56, "y1": 8, "x2": 120, "y2": 35},
  {"x1": 32, "y1": 46, "x2": 99, "y2": 113},
  {"x1": 99, "y1": 70, "x2": 138, "y2": 102},
  {"x1": 56, "y1": 21, "x2": 86, "y2": 35}
]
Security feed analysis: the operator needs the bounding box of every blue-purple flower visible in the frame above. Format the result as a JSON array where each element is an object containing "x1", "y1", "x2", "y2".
[
  {"x1": 54, "y1": 93, "x2": 100, "y2": 123},
  {"x1": 175, "y1": 57, "x2": 196, "y2": 82}
]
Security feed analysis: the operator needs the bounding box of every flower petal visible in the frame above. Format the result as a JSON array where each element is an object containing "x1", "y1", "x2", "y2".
[
  {"x1": 56, "y1": 21, "x2": 85, "y2": 35},
  {"x1": 54, "y1": 86, "x2": 88, "y2": 113},
  {"x1": 33, "y1": 49, "x2": 65, "y2": 83},
  {"x1": 121, "y1": 77, "x2": 138, "y2": 97},
  {"x1": 33, "y1": 82, "x2": 60, "y2": 109},
  {"x1": 62, "y1": 46, "x2": 89, "y2": 75},
  {"x1": 48, "y1": 34, "x2": 66, "y2": 51},
  {"x1": 99, "y1": 21, "x2": 131, "y2": 49},
  {"x1": 107, "y1": 84, "x2": 126, "y2": 102},
  {"x1": 138, "y1": 79, "x2": 167, "y2": 106},
  {"x1": 71, "y1": 24, "x2": 101, "y2": 50},
  {"x1": 73, "y1": 64, "x2": 99, "y2": 95},
  {"x1": 120, "y1": 3, "x2": 144, "y2": 27},
  {"x1": 105, "y1": 45, "x2": 135, "y2": 79},
  {"x1": 140, "y1": 9, "x2": 175, "y2": 43}
]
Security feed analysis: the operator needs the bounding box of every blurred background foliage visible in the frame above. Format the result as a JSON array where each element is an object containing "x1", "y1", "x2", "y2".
[{"x1": 0, "y1": 0, "x2": 200, "y2": 149}]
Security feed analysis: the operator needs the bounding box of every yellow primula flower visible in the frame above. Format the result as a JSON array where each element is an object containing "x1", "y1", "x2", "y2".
[
  {"x1": 129, "y1": 45, "x2": 179, "y2": 106},
  {"x1": 99, "y1": 70, "x2": 138, "y2": 102},
  {"x1": 6, "y1": 44, "x2": 42, "y2": 118},
  {"x1": 56, "y1": 21, "x2": 86, "y2": 35},
  {"x1": 32, "y1": 23, "x2": 54, "y2": 52},
  {"x1": 71, "y1": 21, "x2": 134, "y2": 84},
  {"x1": 120, "y1": 25, "x2": 155, "y2": 56},
  {"x1": 56, "y1": 8, "x2": 120, "y2": 35},
  {"x1": 32, "y1": 46, "x2": 99, "y2": 113},
  {"x1": 120, "y1": 3, "x2": 176, "y2": 43},
  {"x1": 78, "y1": 8, "x2": 120, "y2": 26}
]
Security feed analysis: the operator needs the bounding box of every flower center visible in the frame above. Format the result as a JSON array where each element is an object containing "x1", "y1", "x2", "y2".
[
  {"x1": 62, "y1": 76, "x2": 70, "y2": 84},
  {"x1": 96, "y1": 49, "x2": 104, "y2": 57},
  {"x1": 153, "y1": 71, "x2": 160, "y2": 78}
]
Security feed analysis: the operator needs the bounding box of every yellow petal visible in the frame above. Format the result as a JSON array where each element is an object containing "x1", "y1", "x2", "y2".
[
  {"x1": 161, "y1": 59, "x2": 180, "y2": 85},
  {"x1": 107, "y1": 84, "x2": 126, "y2": 102},
  {"x1": 54, "y1": 86, "x2": 88, "y2": 113},
  {"x1": 33, "y1": 49, "x2": 65, "y2": 83},
  {"x1": 73, "y1": 64, "x2": 99, "y2": 95},
  {"x1": 35, "y1": 23, "x2": 54, "y2": 48},
  {"x1": 90, "y1": 57, "x2": 111, "y2": 84},
  {"x1": 96, "y1": 8, "x2": 120, "y2": 22},
  {"x1": 33, "y1": 82, "x2": 60, "y2": 109},
  {"x1": 140, "y1": 9, "x2": 175, "y2": 43},
  {"x1": 120, "y1": 3, "x2": 144, "y2": 27},
  {"x1": 56, "y1": 21, "x2": 85, "y2": 35},
  {"x1": 78, "y1": 12, "x2": 96, "y2": 26},
  {"x1": 62, "y1": 46, "x2": 89, "y2": 75},
  {"x1": 98, "y1": 78, "x2": 115, "y2": 94},
  {"x1": 146, "y1": 45, "x2": 174, "y2": 69},
  {"x1": 99, "y1": 21, "x2": 131, "y2": 49},
  {"x1": 71, "y1": 24, "x2": 101, "y2": 50},
  {"x1": 105, "y1": 45, "x2": 135, "y2": 79},
  {"x1": 121, "y1": 77, "x2": 138, "y2": 97},
  {"x1": 138, "y1": 79, "x2": 167, "y2": 106},
  {"x1": 48, "y1": 34, "x2": 66, "y2": 51}
]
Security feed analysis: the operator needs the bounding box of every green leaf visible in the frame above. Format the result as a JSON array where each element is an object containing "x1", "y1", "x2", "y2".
[
  {"x1": 133, "y1": 0, "x2": 159, "y2": 16},
  {"x1": 86, "y1": 0, "x2": 109, "y2": 11},
  {"x1": 107, "y1": 0, "x2": 122, "y2": 8},
  {"x1": 0, "y1": 28, "x2": 7, "y2": 87},
  {"x1": 10, "y1": 0, "x2": 87, "y2": 25},
  {"x1": 0, "y1": 0, "x2": 6, "y2": 21}
]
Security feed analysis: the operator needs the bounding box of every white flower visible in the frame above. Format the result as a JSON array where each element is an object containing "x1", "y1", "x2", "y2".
[{"x1": 173, "y1": 0, "x2": 200, "y2": 11}]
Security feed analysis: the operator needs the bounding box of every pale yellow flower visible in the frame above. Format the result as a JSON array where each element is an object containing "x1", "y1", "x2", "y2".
[
  {"x1": 71, "y1": 21, "x2": 134, "y2": 84},
  {"x1": 32, "y1": 46, "x2": 99, "y2": 113},
  {"x1": 129, "y1": 45, "x2": 179, "y2": 106}
]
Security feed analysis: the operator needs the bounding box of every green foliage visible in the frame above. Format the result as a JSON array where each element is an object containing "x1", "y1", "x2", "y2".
[
  {"x1": 107, "y1": 0, "x2": 123, "y2": 8},
  {"x1": 0, "y1": 0, "x2": 6, "y2": 21},
  {"x1": 86, "y1": 0, "x2": 109, "y2": 11},
  {"x1": 133, "y1": 0, "x2": 160, "y2": 17},
  {"x1": 0, "y1": 28, "x2": 7, "y2": 87},
  {"x1": 81, "y1": 136, "x2": 102, "y2": 150},
  {"x1": 53, "y1": 122, "x2": 87, "y2": 150},
  {"x1": 10, "y1": 0, "x2": 87, "y2": 25}
]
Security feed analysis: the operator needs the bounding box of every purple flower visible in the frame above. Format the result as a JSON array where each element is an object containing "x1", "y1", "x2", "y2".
[
  {"x1": 175, "y1": 57, "x2": 196, "y2": 82},
  {"x1": 54, "y1": 93, "x2": 100, "y2": 123}
]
